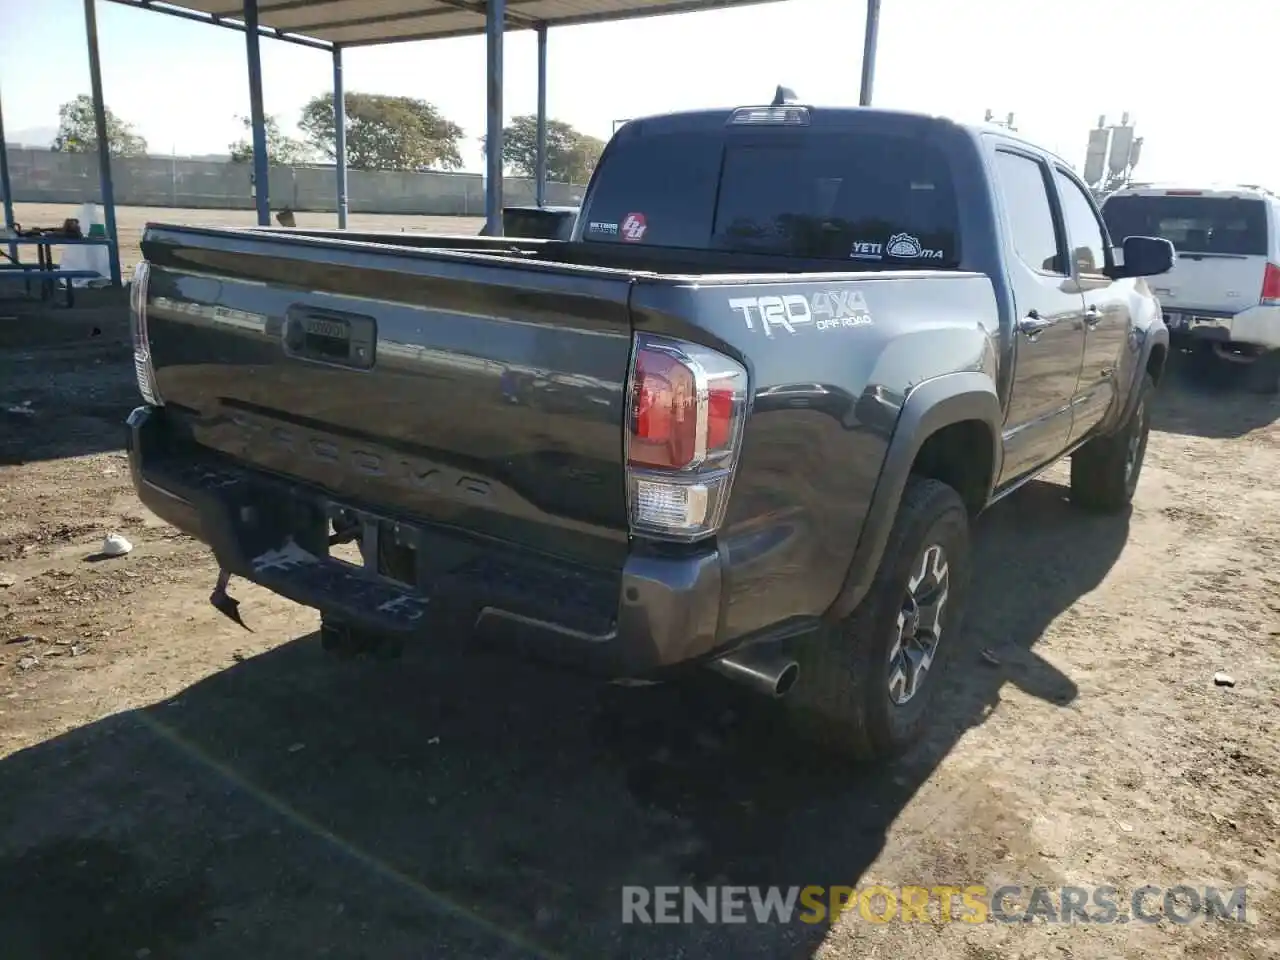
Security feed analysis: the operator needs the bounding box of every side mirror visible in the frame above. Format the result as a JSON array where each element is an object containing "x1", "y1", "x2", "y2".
[{"x1": 1109, "y1": 235, "x2": 1176, "y2": 279}]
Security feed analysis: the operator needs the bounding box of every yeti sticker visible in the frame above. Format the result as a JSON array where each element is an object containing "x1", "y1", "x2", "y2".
[{"x1": 885, "y1": 232, "x2": 944, "y2": 260}]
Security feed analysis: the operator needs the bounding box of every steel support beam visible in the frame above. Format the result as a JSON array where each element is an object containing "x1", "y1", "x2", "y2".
[
  {"x1": 104, "y1": 0, "x2": 333, "y2": 50},
  {"x1": 84, "y1": 0, "x2": 122, "y2": 286},
  {"x1": 535, "y1": 23, "x2": 548, "y2": 207},
  {"x1": 332, "y1": 45, "x2": 348, "y2": 228},
  {"x1": 859, "y1": 0, "x2": 881, "y2": 107},
  {"x1": 244, "y1": 0, "x2": 271, "y2": 226},
  {"x1": 485, "y1": 0, "x2": 505, "y2": 235},
  {"x1": 0, "y1": 78, "x2": 17, "y2": 264}
]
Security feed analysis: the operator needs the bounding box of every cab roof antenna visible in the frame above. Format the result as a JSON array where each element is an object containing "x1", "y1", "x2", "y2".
[{"x1": 772, "y1": 85, "x2": 799, "y2": 106}]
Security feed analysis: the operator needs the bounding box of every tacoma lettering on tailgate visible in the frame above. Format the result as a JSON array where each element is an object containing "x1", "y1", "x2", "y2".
[{"x1": 208, "y1": 411, "x2": 494, "y2": 503}]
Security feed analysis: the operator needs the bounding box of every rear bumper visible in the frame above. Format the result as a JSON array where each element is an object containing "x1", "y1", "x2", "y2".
[
  {"x1": 1165, "y1": 304, "x2": 1280, "y2": 350},
  {"x1": 126, "y1": 405, "x2": 726, "y2": 678}
]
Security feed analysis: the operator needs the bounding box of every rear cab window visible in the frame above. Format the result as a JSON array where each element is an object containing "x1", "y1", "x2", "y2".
[
  {"x1": 579, "y1": 116, "x2": 963, "y2": 267},
  {"x1": 1101, "y1": 193, "x2": 1270, "y2": 256}
]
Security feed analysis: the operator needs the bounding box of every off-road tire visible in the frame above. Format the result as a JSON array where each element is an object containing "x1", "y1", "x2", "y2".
[
  {"x1": 784, "y1": 477, "x2": 971, "y2": 763},
  {"x1": 1070, "y1": 373, "x2": 1154, "y2": 512}
]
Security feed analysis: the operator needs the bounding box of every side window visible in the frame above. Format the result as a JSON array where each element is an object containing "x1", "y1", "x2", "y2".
[
  {"x1": 993, "y1": 150, "x2": 1064, "y2": 275},
  {"x1": 1054, "y1": 169, "x2": 1109, "y2": 277}
]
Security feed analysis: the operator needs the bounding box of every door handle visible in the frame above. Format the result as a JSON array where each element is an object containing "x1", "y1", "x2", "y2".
[
  {"x1": 1019, "y1": 311, "x2": 1057, "y2": 339},
  {"x1": 1084, "y1": 306, "x2": 1103, "y2": 329}
]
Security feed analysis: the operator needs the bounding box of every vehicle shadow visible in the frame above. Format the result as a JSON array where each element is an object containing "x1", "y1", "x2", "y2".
[
  {"x1": 0, "y1": 291, "x2": 135, "y2": 467},
  {"x1": 1151, "y1": 345, "x2": 1280, "y2": 440},
  {"x1": 0, "y1": 479, "x2": 1124, "y2": 960}
]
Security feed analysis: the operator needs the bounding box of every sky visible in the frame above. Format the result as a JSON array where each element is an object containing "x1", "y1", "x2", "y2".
[{"x1": 1, "y1": 0, "x2": 1276, "y2": 187}]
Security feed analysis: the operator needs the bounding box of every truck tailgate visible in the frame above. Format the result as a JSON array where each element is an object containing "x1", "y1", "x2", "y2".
[{"x1": 140, "y1": 226, "x2": 635, "y2": 569}]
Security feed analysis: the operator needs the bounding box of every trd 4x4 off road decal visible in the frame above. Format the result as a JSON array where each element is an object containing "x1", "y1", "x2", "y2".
[{"x1": 729, "y1": 290, "x2": 872, "y2": 337}]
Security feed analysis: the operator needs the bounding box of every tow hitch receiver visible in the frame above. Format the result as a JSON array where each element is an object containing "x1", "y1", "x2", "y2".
[{"x1": 210, "y1": 567, "x2": 252, "y2": 632}]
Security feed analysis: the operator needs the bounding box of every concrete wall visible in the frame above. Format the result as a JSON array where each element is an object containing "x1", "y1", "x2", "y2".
[{"x1": 5, "y1": 147, "x2": 587, "y2": 215}]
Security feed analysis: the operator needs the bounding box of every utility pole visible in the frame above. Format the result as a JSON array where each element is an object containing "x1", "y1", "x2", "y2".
[
  {"x1": 859, "y1": 0, "x2": 881, "y2": 106},
  {"x1": 1083, "y1": 113, "x2": 1142, "y2": 200},
  {"x1": 983, "y1": 109, "x2": 1018, "y2": 132}
]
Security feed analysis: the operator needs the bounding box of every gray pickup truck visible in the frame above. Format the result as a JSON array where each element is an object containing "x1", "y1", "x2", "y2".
[{"x1": 125, "y1": 91, "x2": 1174, "y2": 762}]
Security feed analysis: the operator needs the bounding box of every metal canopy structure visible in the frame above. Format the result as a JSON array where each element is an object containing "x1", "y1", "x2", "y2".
[
  {"x1": 0, "y1": 0, "x2": 885, "y2": 288},
  {"x1": 120, "y1": 0, "x2": 783, "y2": 45}
]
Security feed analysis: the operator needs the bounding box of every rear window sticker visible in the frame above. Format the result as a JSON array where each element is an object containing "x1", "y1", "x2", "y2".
[
  {"x1": 886, "y1": 232, "x2": 944, "y2": 260},
  {"x1": 587, "y1": 221, "x2": 618, "y2": 236},
  {"x1": 621, "y1": 213, "x2": 648, "y2": 242}
]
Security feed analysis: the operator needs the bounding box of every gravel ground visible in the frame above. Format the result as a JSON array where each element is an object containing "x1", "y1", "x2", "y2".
[{"x1": 0, "y1": 300, "x2": 1277, "y2": 960}]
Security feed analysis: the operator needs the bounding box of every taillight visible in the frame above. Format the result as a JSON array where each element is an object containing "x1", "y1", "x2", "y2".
[
  {"x1": 128, "y1": 260, "x2": 162, "y2": 406},
  {"x1": 625, "y1": 334, "x2": 748, "y2": 542},
  {"x1": 1262, "y1": 262, "x2": 1280, "y2": 307}
]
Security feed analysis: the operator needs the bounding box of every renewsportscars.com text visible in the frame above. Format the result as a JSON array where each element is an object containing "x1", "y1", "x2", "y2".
[{"x1": 621, "y1": 884, "x2": 1249, "y2": 925}]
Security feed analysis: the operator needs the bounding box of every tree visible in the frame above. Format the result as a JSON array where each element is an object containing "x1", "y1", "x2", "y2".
[
  {"x1": 51, "y1": 94, "x2": 147, "y2": 157},
  {"x1": 228, "y1": 114, "x2": 312, "y2": 165},
  {"x1": 484, "y1": 116, "x2": 604, "y2": 184},
  {"x1": 299, "y1": 92, "x2": 463, "y2": 171}
]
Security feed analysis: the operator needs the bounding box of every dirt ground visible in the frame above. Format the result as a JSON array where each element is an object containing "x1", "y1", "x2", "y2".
[
  {"x1": 0, "y1": 297, "x2": 1278, "y2": 960},
  {"x1": 10, "y1": 202, "x2": 486, "y2": 277}
]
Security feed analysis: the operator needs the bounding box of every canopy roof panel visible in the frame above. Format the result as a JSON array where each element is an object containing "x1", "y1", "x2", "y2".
[{"x1": 119, "y1": 0, "x2": 783, "y2": 46}]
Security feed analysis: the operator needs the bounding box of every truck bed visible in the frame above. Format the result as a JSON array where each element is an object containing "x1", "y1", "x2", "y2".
[{"x1": 238, "y1": 223, "x2": 974, "y2": 278}]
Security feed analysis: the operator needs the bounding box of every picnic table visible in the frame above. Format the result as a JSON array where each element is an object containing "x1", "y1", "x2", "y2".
[{"x1": 0, "y1": 231, "x2": 114, "y2": 307}]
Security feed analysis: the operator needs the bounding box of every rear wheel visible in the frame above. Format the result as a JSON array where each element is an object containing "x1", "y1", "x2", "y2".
[
  {"x1": 785, "y1": 477, "x2": 971, "y2": 763},
  {"x1": 1070, "y1": 373, "x2": 1153, "y2": 512}
]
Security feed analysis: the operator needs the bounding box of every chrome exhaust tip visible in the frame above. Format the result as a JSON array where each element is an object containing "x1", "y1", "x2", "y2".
[{"x1": 708, "y1": 647, "x2": 800, "y2": 699}]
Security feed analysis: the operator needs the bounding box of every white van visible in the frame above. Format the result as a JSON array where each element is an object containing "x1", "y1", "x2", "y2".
[{"x1": 1100, "y1": 183, "x2": 1280, "y2": 392}]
